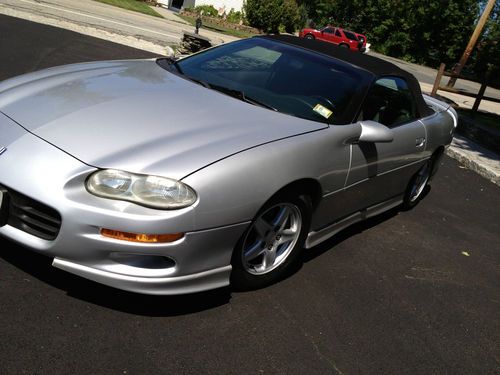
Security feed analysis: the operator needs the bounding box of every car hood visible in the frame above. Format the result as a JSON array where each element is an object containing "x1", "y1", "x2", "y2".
[{"x1": 0, "y1": 59, "x2": 326, "y2": 179}]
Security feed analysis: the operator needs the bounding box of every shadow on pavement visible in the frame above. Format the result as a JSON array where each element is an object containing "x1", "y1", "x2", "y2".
[
  {"x1": 0, "y1": 241, "x2": 231, "y2": 316},
  {"x1": 1, "y1": 189, "x2": 431, "y2": 316},
  {"x1": 302, "y1": 187, "x2": 430, "y2": 263},
  {"x1": 303, "y1": 208, "x2": 397, "y2": 263}
]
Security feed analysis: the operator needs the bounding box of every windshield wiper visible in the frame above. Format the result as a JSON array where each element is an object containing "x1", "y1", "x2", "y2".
[
  {"x1": 242, "y1": 93, "x2": 278, "y2": 112},
  {"x1": 161, "y1": 66, "x2": 278, "y2": 112},
  {"x1": 186, "y1": 77, "x2": 211, "y2": 89},
  {"x1": 157, "y1": 57, "x2": 183, "y2": 74},
  {"x1": 208, "y1": 83, "x2": 278, "y2": 112}
]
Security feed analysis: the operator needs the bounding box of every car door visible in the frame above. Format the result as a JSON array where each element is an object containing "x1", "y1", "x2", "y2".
[
  {"x1": 333, "y1": 28, "x2": 344, "y2": 45},
  {"x1": 319, "y1": 27, "x2": 336, "y2": 43},
  {"x1": 340, "y1": 76, "x2": 427, "y2": 214}
]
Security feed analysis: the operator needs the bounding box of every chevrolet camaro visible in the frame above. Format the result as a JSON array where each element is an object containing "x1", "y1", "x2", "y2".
[{"x1": 0, "y1": 35, "x2": 457, "y2": 294}]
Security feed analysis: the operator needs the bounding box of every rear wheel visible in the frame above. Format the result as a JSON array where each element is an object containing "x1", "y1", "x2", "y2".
[
  {"x1": 231, "y1": 195, "x2": 311, "y2": 290},
  {"x1": 305, "y1": 34, "x2": 315, "y2": 40},
  {"x1": 403, "y1": 160, "x2": 431, "y2": 209}
]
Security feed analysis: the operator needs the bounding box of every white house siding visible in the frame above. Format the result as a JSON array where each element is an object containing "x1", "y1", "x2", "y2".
[{"x1": 179, "y1": 0, "x2": 244, "y2": 12}]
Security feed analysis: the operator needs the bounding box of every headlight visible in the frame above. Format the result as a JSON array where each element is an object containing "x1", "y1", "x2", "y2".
[{"x1": 86, "y1": 169, "x2": 197, "y2": 209}]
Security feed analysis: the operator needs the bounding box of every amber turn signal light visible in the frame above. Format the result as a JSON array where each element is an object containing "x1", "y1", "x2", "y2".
[{"x1": 100, "y1": 228, "x2": 184, "y2": 243}]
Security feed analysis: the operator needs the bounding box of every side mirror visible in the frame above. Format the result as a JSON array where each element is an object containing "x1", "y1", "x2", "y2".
[{"x1": 358, "y1": 120, "x2": 394, "y2": 143}]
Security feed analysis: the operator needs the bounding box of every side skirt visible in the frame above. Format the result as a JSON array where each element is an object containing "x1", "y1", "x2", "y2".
[{"x1": 304, "y1": 195, "x2": 403, "y2": 249}]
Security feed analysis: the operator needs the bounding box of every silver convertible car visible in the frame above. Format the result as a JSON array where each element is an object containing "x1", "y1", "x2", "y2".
[{"x1": 0, "y1": 35, "x2": 456, "y2": 294}]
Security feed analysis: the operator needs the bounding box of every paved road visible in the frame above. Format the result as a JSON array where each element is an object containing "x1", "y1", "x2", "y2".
[
  {"x1": 0, "y1": 14, "x2": 158, "y2": 81},
  {"x1": 0, "y1": 0, "x2": 238, "y2": 45},
  {"x1": 1, "y1": 16, "x2": 499, "y2": 374}
]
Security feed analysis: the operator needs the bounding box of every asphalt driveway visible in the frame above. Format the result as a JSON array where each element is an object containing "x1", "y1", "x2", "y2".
[{"x1": 0, "y1": 15, "x2": 499, "y2": 374}]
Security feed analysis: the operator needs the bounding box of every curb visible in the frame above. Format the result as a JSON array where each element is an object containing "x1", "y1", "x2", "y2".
[{"x1": 446, "y1": 136, "x2": 500, "y2": 186}]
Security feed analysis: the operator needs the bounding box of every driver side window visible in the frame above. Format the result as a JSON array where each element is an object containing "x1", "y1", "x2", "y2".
[
  {"x1": 359, "y1": 77, "x2": 418, "y2": 128},
  {"x1": 323, "y1": 28, "x2": 334, "y2": 34}
]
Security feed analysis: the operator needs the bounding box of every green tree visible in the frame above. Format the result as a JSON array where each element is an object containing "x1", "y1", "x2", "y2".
[
  {"x1": 244, "y1": 0, "x2": 302, "y2": 33},
  {"x1": 470, "y1": 1, "x2": 500, "y2": 86},
  {"x1": 296, "y1": 0, "x2": 480, "y2": 68},
  {"x1": 281, "y1": 0, "x2": 302, "y2": 33}
]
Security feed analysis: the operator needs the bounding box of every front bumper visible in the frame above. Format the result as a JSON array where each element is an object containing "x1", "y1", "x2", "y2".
[
  {"x1": 1, "y1": 219, "x2": 249, "y2": 295},
  {"x1": 53, "y1": 258, "x2": 232, "y2": 295},
  {"x1": 0, "y1": 115, "x2": 249, "y2": 295}
]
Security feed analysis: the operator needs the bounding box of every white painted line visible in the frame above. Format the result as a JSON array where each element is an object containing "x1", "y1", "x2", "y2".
[{"x1": 17, "y1": 0, "x2": 180, "y2": 39}]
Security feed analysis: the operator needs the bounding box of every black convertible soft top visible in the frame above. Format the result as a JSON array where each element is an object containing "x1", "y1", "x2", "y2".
[{"x1": 260, "y1": 34, "x2": 434, "y2": 118}]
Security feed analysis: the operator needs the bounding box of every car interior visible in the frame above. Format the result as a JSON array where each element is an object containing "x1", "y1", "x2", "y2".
[{"x1": 359, "y1": 77, "x2": 418, "y2": 127}]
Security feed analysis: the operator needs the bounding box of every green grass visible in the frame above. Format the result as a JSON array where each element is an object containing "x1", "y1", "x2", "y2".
[
  {"x1": 94, "y1": 0, "x2": 163, "y2": 18},
  {"x1": 177, "y1": 14, "x2": 257, "y2": 39}
]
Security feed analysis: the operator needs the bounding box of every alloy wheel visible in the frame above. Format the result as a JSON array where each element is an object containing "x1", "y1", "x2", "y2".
[
  {"x1": 409, "y1": 162, "x2": 430, "y2": 203},
  {"x1": 241, "y1": 203, "x2": 302, "y2": 275}
]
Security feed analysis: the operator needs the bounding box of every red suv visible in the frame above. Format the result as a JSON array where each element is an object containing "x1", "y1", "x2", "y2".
[{"x1": 299, "y1": 26, "x2": 367, "y2": 52}]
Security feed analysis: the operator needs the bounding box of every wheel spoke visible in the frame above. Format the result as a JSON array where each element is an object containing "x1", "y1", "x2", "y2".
[
  {"x1": 277, "y1": 228, "x2": 296, "y2": 245},
  {"x1": 244, "y1": 240, "x2": 265, "y2": 262},
  {"x1": 272, "y1": 206, "x2": 290, "y2": 230},
  {"x1": 262, "y1": 248, "x2": 277, "y2": 269},
  {"x1": 254, "y1": 217, "x2": 273, "y2": 237}
]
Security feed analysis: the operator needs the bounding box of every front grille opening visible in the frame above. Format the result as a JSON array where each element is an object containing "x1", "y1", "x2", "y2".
[
  {"x1": 4, "y1": 187, "x2": 61, "y2": 240},
  {"x1": 110, "y1": 253, "x2": 176, "y2": 270}
]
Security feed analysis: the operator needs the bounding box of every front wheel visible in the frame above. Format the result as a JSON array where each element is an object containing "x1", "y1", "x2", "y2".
[
  {"x1": 231, "y1": 195, "x2": 311, "y2": 290},
  {"x1": 305, "y1": 34, "x2": 315, "y2": 40}
]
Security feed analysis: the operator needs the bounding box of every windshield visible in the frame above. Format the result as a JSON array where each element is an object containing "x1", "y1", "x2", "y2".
[{"x1": 172, "y1": 38, "x2": 365, "y2": 124}]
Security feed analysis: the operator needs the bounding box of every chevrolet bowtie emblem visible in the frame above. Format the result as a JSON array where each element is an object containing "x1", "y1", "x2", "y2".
[{"x1": 0, "y1": 147, "x2": 6, "y2": 155}]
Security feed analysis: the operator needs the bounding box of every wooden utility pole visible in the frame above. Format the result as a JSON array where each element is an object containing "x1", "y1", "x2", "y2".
[{"x1": 447, "y1": 0, "x2": 496, "y2": 87}]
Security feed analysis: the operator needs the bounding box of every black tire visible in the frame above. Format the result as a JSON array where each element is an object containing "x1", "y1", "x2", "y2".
[
  {"x1": 402, "y1": 160, "x2": 432, "y2": 210},
  {"x1": 339, "y1": 43, "x2": 350, "y2": 49},
  {"x1": 429, "y1": 148, "x2": 444, "y2": 181},
  {"x1": 231, "y1": 194, "x2": 312, "y2": 290},
  {"x1": 305, "y1": 34, "x2": 315, "y2": 40}
]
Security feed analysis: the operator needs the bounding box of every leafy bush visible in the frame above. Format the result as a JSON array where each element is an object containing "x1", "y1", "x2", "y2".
[
  {"x1": 296, "y1": 0, "x2": 481, "y2": 69},
  {"x1": 244, "y1": 0, "x2": 302, "y2": 33},
  {"x1": 194, "y1": 5, "x2": 218, "y2": 17},
  {"x1": 471, "y1": 15, "x2": 500, "y2": 87},
  {"x1": 281, "y1": 0, "x2": 302, "y2": 33},
  {"x1": 244, "y1": 0, "x2": 281, "y2": 32},
  {"x1": 226, "y1": 9, "x2": 243, "y2": 24}
]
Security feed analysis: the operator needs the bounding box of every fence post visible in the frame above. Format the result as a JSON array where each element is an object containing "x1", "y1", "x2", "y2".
[
  {"x1": 472, "y1": 69, "x2": 491, "y2": 112},
  {"x1": 431, "y1": 63, "x2": 446, "y2": 97}
]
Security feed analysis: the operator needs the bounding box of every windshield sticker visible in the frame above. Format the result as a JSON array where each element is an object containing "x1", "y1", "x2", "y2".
[{"x1": 313, "y1": 104, "x2": 333, "y2": 119}]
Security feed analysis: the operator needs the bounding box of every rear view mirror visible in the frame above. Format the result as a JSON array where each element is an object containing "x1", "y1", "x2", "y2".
[{"x1": 358, "y1": 120, "x2": 394, "y2": 143}]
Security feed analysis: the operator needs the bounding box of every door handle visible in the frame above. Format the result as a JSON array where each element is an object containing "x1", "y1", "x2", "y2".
[{"x1": 415, "y1": 137, "x2": 426, "y2": 147}]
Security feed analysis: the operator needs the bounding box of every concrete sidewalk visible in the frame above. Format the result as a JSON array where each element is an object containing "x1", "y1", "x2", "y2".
[
  {"x1": 446, "y1": 136, "x2": 500, "y2": 186},
  {"x1": 151, "y1": 4, "x2": 189, "y2": 24}
]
